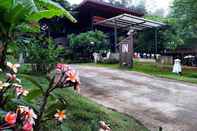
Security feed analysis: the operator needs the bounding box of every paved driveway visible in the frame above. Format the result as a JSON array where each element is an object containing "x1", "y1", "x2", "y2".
[{"x1": 74, "y1": 65, "x2": 197, "y2": 131}]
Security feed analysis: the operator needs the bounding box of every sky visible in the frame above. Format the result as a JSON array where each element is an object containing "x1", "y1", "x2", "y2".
[
  {"x1": 67, "y1": 0, "x2": 173, "y2": 16},
  {"x1": 145, "y1": 0, "x2": 172, "y2": 15}
]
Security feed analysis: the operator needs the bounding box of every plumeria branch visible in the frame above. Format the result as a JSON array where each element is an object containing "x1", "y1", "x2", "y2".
[
  {"x1": 35, "y1": 64, "x2": 80, "y2": 131},
  {"x1": 35, "y1": 77, "x2": 55, "y2": 131},
  {"x1": 0, "y1": 63, "x2": 80, "y2": 131},
  {"x1": 0, "y1": 62, "x2": 22, "y2": 107}
]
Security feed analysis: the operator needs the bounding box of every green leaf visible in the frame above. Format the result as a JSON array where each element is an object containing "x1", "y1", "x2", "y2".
[
  {"x1": 25, "y1": 89, "x2": 43, "y2": 101},
  {"x1": 29, "y1": 9, "x2": 76, "y2": 23},
  {"x1": 0, "y1": 0, "x2": 14, "y2": 10},
  {"x1": 0, "y1": 109, "x2": 7, "y2": 116},
  {"x1": 16, "y1": 23, "x2": 40, "y2": 33},
  {"x1": 60, "y1": 124, "x2": 72, "y2": 131},
  {"x1": 33, "y1": 0, "x2": 76, "y2": 23},
  {"x1": 11, "y1": 98, "x2": 38, "y2": 112},
  {"x1": 20, "y1": 74, "x2": 44, "y2": 93}
]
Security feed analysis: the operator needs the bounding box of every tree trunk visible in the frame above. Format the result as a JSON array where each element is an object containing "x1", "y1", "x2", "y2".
[{"x1": 0, "y1": 42, "x2": 8, "y2": 70}]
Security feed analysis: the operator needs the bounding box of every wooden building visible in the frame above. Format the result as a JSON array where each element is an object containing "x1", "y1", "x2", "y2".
[
  {"x1": 42, "y1": 0, "x2": 144, "y2": 51},
  {"x1": 42, "y1": 0, "x2": 165, "y2": 67},
  {"x1": 166, "y1": 42, "x2": 197, "y2": 66}
]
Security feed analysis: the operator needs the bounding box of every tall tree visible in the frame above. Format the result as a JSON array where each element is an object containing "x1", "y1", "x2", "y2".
[
  {"x1": 108, "y1": 0, "x2": 133, "y2": 8},
  {"x1": 134, "y1": 0, "x2": 147, "y2": 14},
  {"x1": 171, "y1": 0, "x2": 197, "y2": 40},
  {"x1": 135, "y1": 15, "x2": 184, "y2": 52},
  {"x1": 107, "y1": 0, "x2": 146, "y2": 14}
]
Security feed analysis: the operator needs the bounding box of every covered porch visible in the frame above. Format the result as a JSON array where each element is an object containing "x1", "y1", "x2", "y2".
[{"x1": 93, "y1": 14, "x2": 166, "y2": 68}]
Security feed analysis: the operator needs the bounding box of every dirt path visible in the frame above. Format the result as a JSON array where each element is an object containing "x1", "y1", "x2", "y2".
[{"x1": 74, "y1": 65, "x2": 197, "y2": 131}]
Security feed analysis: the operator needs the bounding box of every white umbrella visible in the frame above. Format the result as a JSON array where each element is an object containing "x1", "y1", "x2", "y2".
[{"x1": 184, "y1": 55, "x2": 195, "y2": 59}]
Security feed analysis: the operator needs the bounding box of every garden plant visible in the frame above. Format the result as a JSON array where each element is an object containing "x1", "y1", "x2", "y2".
[
  {"x1": 0, "y1": 0, "x2": 76, "y2": 69},
  {"x1": 0, "y1": 62, "x2": 80, "y2": 131}
]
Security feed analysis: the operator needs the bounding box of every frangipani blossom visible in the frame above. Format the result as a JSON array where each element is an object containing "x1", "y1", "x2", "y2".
[
  {"x1": 0, "y1": 81, "x2": 10, "y2": 90},
  {"x1": 54, "y1": 64, "x2": 81, "y2": 93},
  {"x1": 25, "y1": 108, "x2": 37, "y2": 125},
  {"x1": 6, "y1": 73, "x2": 21, "y2": 83},
  {"x1": 22, "y1": 121, "x2": 33, "y2": 131},
  {"x1": 6, "y1": 62, "x2": 20, "y2": 73},
  {"x1": 99, "y1": 121, "x2": 111, "y2": 131},
  {"x1": 3, "y1": 106, "x2": 37, "y2": 130},
  {"x1": 15, "y1": 87, "x2": 29, "y2": 97},
  {"x1": 6, "y1": 73, "x2": 16, "y2": 80},
  {"x1": 54, "y1": 110, "x2": 66, "y2": 122},
  {"x1": 13, "y1": 83, "x2": 22, "y2": 88},
  {"x1": 12, "y1": 83, "x2": 29, "y2": 97},
  {"x1": 17, "y1": 106, "x2": 37, "y2": 125},
  {"x1": 4, "y1": 112, "x2": 17, "y2": 125},
  {"x1": 65, "y1": 70, "x2": 78, "y2": 83},
  {"x1": 56, "y1": 64, "x2": 70, "y2": 72}
]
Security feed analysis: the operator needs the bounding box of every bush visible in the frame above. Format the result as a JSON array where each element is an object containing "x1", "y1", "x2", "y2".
[
  {"x1": 68, "y1": 30, "x2": 109, "y2": 62},
  {"x1": 98, "y1": 59, "x2": 119, "y2": 64},
  {"x1": 18, "y1": 35, "x2": 64, "y2": 73}
]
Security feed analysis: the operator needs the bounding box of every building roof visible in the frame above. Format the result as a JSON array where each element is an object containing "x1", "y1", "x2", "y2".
[
  {"x1": 94, "y1": 14, "x2": 166, "y2": 30},
  {"x1": 75, "y1": 0, "x2": 144, "y2": 17}
]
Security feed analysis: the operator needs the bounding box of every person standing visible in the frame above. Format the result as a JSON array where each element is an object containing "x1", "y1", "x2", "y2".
[{"x1": 173, "y1": 58, "x2": 182, "y2": 75}]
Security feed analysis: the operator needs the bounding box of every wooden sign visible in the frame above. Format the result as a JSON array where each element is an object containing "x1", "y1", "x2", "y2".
[
  {"x1": 122, "y1": 44, "x2": 129, "y2": 53},
  {"x1": 119, "y1": 33, "x2": 133, "y2": 68}
]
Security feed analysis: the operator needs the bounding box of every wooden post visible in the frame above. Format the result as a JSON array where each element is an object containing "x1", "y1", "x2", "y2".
[
  {"x1": 114, "y1": 21, "x2": 118, "y2": 52},
  {"x1": 128, "y1": 33, "x2": 133, "y2": 68},
  {"x1": 155, "y1": 28, "x2": 158, "y2": 54}
]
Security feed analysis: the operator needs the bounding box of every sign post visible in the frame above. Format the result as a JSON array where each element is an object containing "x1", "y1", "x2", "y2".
[{"x1": 119, "y1": 33, "x2": 133, "y2": 68}]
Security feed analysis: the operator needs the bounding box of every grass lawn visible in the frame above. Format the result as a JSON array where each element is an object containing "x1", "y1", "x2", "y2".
[
  {"x1": 5, "y1": 68, "x2": 148, "y2": 131},
  {"x1": 94, "y1": 61, "x2": 197, "y2": 84}
]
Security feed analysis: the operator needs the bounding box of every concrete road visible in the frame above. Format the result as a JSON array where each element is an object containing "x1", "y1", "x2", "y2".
[{"x1": 74, "y1": 65, "x2": 197, "y2": 131}]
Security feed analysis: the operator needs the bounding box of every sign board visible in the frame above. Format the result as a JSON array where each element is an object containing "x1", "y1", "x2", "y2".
[
  {"x1": 119, "y1": 33, "x2": 133, "y2": 68},
  {"x1": 122, "y1": 44, "x2": 129, "y2": 53}
]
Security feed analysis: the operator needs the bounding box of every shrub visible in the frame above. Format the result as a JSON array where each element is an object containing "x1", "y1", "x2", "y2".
[
  {"x1": 18, "y1": 35, "x2": 64, "y2": 73},
  {"x1": 68, "y1": 30, "x2": 109, "y2": 62},
  {"x1": 98, "y1": 59, "x2": 119, "y2": 64}
]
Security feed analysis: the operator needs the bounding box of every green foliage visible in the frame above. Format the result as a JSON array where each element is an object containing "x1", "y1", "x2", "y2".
[
  {"x1": 25, "y1": 37, "x2": 64, "y2": 64},
  {"x1": 108, "y1": 0, "x2": 146, "y2": 14},
  {"x1": 171, "y1": 0, "x2": 197, "y2": 39},
  {"x1": 0, "y1": 0, "x2": 76, "y2": 35},
  {"x1": 135, "y1": 15, "x2": 184, "y2": 51},
  {"x1": 15, "y1": 35, "x2": 64, "y2": 73},
  {"x1": 68, "y1": 31, "x2": 109, "y2": 62},
  {"x1": 0, "y1": 0, "x2": 76, "y2": 68},
  {"x1": 169, "y1": 0, "x2": 197, "y2": 48},
  {"x1": 98, "y1": 59, "x2": 119, "y2": 64}
]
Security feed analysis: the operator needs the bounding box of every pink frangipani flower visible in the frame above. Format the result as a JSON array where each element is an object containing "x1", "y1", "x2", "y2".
[
  {"x1": 4, "y1": 112, "x2": 17, "y2": 125},
  {"x1": 6, "y1": 62, "x2": 20, "y2": 73},
  {"x1": 22, "y1": 121, "x2": 33, "y2": 131}
]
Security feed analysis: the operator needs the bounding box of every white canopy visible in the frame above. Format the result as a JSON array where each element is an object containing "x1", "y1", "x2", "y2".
[{"x1": 94, "y1": 14, "x2": 166, "y2": 30}]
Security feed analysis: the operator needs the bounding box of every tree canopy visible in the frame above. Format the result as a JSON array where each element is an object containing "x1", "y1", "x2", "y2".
[{"x1": 171, "y1": 0, "x2": 197, "y2": 40}]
